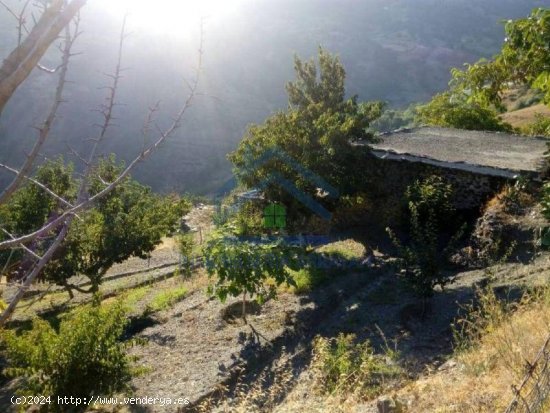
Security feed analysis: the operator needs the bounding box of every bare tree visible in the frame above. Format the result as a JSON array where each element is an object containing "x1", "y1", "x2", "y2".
[
  {"x1": 0, "y1": 10, "x2": 81, "y2": 206},
  {"x1": 0, "y1": 0, "x2": 87, "y2": 116},
  {"x1": 0, "y1": 1, "x2": 203, "y2": 324}
]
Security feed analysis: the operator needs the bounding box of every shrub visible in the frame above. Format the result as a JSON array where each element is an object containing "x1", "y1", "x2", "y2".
[
  {"x1": 311, "y1": 333, "x2": 401, "y2": 398},
  {"x1": 204, "y1": 230, "x2": 296, "y2": 319},
  {"x1": 288, "y1": 266, "x2": 328, "y2": 294},
  {"x1": 524, "y1": 114, "x2": 550, "y2": 137},
  {"x1": 176, "y1": 232, "x2": 195, "y2": 277},
  {"x1": 317, "y1": 239, "x2": 366, "y2": 261},
  {"x1": 234, "y1": 201, "x2": 264, "y2": 236},
  {"x1": 453, "y1": 286, "x2": 550, "y2": 380},
  {"x1": 212, "y1": 203, "x2": 234, "y2": 227},
  {"x1": 369, "y1": 104, "x2": 418, "y2": 133},
  {"x1": 387, "y1": 176, "x2": 463, "y2": 299},
  {"x1": 416, "y1": 93, "x2": 513, "y2": 132},
  {"x1": 1, "y1": 300, "x2": 134, "y2": 411}
]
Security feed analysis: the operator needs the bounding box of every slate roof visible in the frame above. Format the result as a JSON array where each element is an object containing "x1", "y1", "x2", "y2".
[{"x1": 368, "y1": 127, "x2": 548, "y2": 178}]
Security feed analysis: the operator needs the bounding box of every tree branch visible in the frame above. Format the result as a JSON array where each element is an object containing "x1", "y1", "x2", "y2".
[
  {"x1": 0, "y1": 0, "x2": 31, "y2": 46},
  {"x1": 0, "y1": 163, "x2": 74, "y2": 208},
  {"x1": 0, "y1": 228, "x2": 42, "y2": 260},
  {"x1": 0, "y1": 12, "x2": 80, "y2": 204},
  {"x1": 0, "y1": 0, "x2": 87, "y2": 115},
  {"x1": 0, "y1": 17, "x2": 204, "y2": 327},
  {"x1": 0, "y1": 223, "x2": 70, "y2": 325}
]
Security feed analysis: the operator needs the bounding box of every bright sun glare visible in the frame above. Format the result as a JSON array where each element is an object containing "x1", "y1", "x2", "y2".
[{"x1": 101, "y1": 0, "x2": 243, "y2": 35}]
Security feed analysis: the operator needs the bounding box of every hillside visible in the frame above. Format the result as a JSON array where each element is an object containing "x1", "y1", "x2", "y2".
[
  {"x1": 502, "y1": 104, "x2": 550, "y2": 129},
  {"x1": 2, "y1": 4, "x2": 550, "y2": 412},
  {"x1": 2, "y1": 200, "x2": 548, "y2": 413},
  {"x1": 0, "y1": 0, "x2": 544, "y2": 195}
]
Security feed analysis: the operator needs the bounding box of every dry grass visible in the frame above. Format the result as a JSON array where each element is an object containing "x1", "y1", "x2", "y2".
[
  {"x1": 501, "y1": 104, "x2": 550, "y2": 129},
  {"x1": 392, "y1": 287, "x2": 550, "y2": 412},
  {"x1": 316, "y1": 239, "x2": 366, "y2": 260},
  {"x1": 270, "y1": 284, "x2": 550, "y2": 413},
  {"x1": 199, "y1": 330, "x2": 404, "y2": 413},
  {"x1": 196, "y1": 355, "x2": 296, "y2": 413},
  {"x1": 154, "y1": 236, "x2": 177, "y2": 251}
]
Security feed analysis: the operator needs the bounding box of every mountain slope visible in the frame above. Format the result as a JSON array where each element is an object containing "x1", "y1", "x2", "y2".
[{"x1": 0, "y1": 0, "x2": 544, "y2": 194}]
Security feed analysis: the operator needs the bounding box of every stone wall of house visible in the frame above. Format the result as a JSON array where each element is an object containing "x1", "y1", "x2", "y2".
[{"x1": 370, "y1": 157, "x2": 512, "y2": 210}]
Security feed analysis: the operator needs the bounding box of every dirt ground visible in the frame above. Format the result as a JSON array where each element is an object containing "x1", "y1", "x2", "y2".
[
  {"x1": 119, "y1": 251, "x2": 550, "y2": 413},
  {"x1": 2, "y1": 204, "x2": 549, "y2": 412}
]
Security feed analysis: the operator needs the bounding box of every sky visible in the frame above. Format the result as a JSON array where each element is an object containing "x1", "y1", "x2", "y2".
[{"x1": 95, "y1": 0, "x2": 248, "y2": 37}]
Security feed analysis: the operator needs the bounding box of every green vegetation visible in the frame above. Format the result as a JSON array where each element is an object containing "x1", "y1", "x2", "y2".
[
  {"x1": 286, "y1": 240, "x2": 364, "y2": 294},
  {"x1": 0, "y1": 2, "x2": 543, "y2": 196},
  {"x1": 1, "y1": 6, "x2": 549, "y2": 412},
  {"x1": 317, "y1": 239, "x2": 366, "y2": 261},
  {"x1": 387, "y1": 176, "x2": 461, "y2": 299},
  {"x1": 0, "y1": 156, "x2": 189, "y2": 295},
  {"x1": 229, "y1": 48, "x2": 383, "y2": 217},
  {"x1": 413, "y1": 7, "x2": 550, "y2": 132},
  {"x1": 121, "y1": 286, "x2": 152, "y2": 309},
  {"x1": 0, "y1": 157, "x2": 75, "y2": 250},
  {"x1": 204, "y1": 229, "x2": 296, "y2": 317},
  {"x1": 416, "y1": 92, "x2": 513, "y2": 131},
  {"x1": 523, "y1": 113, "x2": 550, "y2": 137},
  {"x1": 234, "y1": 201, "x2": 264, "y2": 236},
  {"x1": 452, "y1": 8, "x2": 550, "y2": 109},
  {"x1": 311, "y1": 333, "x2": 401, "y2": 398},
  {"x1": 146, "y1": 286, "x2": 188, "y2": 313},
  {"x1": 288, "y1": 266, "x2": 329, "y2": 294},
  {"x1": 370, "y1": 104, "x2": 418, "y2": 133},
  {"x1": 177, "y1": 232, "x2": 195, "y2": 277},
  {"x1": 1, "y1": 300, "x2": 134, "y2": 411}
]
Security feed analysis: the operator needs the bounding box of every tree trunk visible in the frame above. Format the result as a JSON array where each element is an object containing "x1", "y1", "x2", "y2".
[
  {"x1": 242, "y1": 291, "x2": 247, "y2": 323},
  {"x1": 0, "y1": 0, "x2": 87, "y2": 116}
]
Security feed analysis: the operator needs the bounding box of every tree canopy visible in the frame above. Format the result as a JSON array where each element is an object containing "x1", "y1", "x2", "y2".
[
  {"x1": 229, "y1": 47, "x2": 382, "y2": 216},
  {"x1": 415, "y1": 92, "x2": 513, "y2": 132},
  {"x1": 450, "y1": 7, "x2": 550, "y2": 109},
  {"x1": 0, "y1": 157, "x2": 189, "y2": 294},
  {"x1": 415, "y1": 7, "x2": 549, "y2": 132}
]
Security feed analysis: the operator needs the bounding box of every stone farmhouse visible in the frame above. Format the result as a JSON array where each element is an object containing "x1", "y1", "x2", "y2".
[{"x1": 361, "y1": 127, "x2": 548, "y2": 210}]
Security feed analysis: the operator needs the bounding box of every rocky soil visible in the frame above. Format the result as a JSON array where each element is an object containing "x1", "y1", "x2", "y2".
[{"x1": 118, "y1": 250, "x2": 550, "y2": 413}]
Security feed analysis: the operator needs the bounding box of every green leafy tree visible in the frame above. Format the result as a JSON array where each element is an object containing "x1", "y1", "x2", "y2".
[
  {"x1": 203, "y1": 229, "x2": 296, "y2": 320},
  {"x1": 416, "y1": 92, "x2": 513, "y2": 132},
  {"x1": 387, "y1": 176, "x2": 462, "y2": 300},
  {"x1": 449, "y1": 8, "x2": 550, "y2": 108},
  {"x1": 0, "y1": 158, "x2": 76, "y2": 282},
  {"x1": 0, "y1": 158, "x2": 76, "y2": 235},
  {"x1": 370, "y1": 104, "x2": 418, "y2": 133},
  {"x1": 1, "y1": 300, "x2": 134, "y2": 412},
  {"x1": 229, "y1": 47, "x2": 383, "y2": 215},
  {"x1": 0, "y1": 157, "x2": 189, "y2": 294}
]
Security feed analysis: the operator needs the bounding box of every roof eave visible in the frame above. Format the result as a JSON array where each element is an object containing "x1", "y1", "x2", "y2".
[{"x1": 371, "y1": 149, "x2": 541, "y2": 180}]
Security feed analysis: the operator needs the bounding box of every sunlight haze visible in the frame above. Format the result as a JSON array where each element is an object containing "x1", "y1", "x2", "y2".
[{"x1": 98, "y1": 0, "x2": 246, "y2": 35}]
